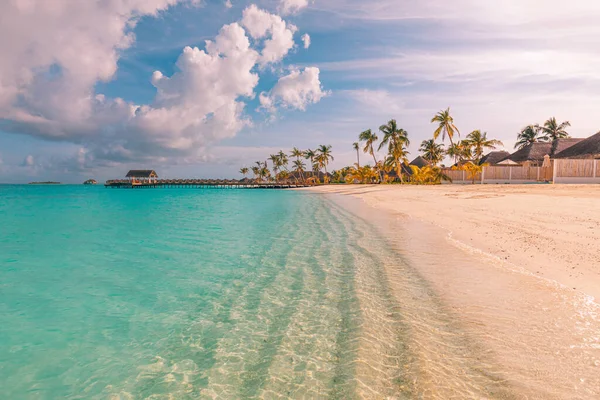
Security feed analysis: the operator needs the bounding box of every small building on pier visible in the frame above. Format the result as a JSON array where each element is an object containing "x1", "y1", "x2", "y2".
[{"x1": 126, "y1": 170, "x2": 158, "y2": 184}]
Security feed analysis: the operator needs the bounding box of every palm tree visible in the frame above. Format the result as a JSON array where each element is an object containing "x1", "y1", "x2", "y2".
[
  {"x1": 445, "y1": 141, "x2": 472, "y2": 165},
  {"x1": 292, "y1": 159, "x2": 306, "y2": 183},
  {"x1": 353, "y1": 142, "x2": 361, "y2": 168},
  {"x1": 359, "y1": 129, "x2": 383, "y2": 182},
  {"x1": 379, "y1": 119, "x2": 410, "y2": 152},
  {"x1": 316, "y1": 144, "x2": 334, "y2": 183},
  {"x1": 304, "y1": 149, "x2": 316, "y2": 180},
  {"x1": 419, "y1": 139, "x2": 445, "y2": 165},
  {"x1": 515, "y1": 125, "x2": 542, "y2": 150},
  {"x1": 269, "y1": 154, "x2": 281, "y2": 181},
  {"x1": 379, "y1": 119, "x2": 410, "y2": 183},
  {"x1": 291, "y1": 148, "x2": 305, "y2": 183},
  {"x1": 239, "y1": 167, "x2": 249, "y2": 179},
  {"x1": 384, "y1": 139, "x2": 410, "y2": 183},
  {"x1": 251, "y1": 166, "x2": 260, "y2": 181},
  {"x1": 540, "y1": 117, "x2": 570, "y2": 142},
  {"x1": 465, "y1": 130, "x2": 504, "y2": 162},
  {"x1": 432, "y1": 108, "x2": 460, "y2": 146}
]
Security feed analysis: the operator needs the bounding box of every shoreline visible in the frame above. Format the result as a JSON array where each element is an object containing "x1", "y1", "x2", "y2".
[
  {"x1": 302, "y1": 184, "x2": 600, "y2": 301},
  {"x1": 306, "y1": 185, "x2": 600, "y2": 398}
]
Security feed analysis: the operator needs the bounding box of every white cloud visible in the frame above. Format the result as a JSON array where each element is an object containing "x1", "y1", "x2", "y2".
[
  {"x1": 301, "y1": 33, "x2": 311, "y2": 49},
  {"x1": 0, "y1": 3, "x2": 326, "y2": 168},
  {"x1": 280, "y1": 0, "x2": 309, "y2": 15},
  {"x1": 260, "y1": 67, "x2": 327, "y2": 112},
  {"x1": 241, "y1": 5, "x2": 297, "y2": 66},
  {"x1": 225, "y1": 0, "x2": 233, "y2": 8},
  {"x1": 0, "y1": 0, "x2": 191, "y2": 130}
]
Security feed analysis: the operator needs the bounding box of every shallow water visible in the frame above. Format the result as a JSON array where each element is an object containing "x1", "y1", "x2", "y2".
[{"x1": 1, "y1": 185, "x2": 598, "y2": 399}]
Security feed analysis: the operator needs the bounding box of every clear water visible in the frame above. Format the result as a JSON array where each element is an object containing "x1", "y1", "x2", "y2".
[{"x1": 0, "y1": 185, "x2": 415, "y2": 399}]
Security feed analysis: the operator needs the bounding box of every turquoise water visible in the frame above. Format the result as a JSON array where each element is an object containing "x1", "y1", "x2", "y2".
[{"x1": 1, "y1": 185, "x2": 414, "y2": 399}]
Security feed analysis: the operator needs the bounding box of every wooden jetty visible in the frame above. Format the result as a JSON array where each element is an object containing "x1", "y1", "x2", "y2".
[
  {"x1": 105, "y1": 171, "x2": 313, "y2": 189},
  {"x1": 104, "y1": 180, "x2": 312, "y2": 189}
]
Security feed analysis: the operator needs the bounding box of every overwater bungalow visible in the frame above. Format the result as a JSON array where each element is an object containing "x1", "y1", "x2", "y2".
[{"x1": 126, "y1": 170, "x2": 158, "y2": 185}]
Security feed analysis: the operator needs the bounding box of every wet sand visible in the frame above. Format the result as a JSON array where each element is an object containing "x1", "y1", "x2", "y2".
[{"x1": 303, "y1": 184, "x2": 600, "y2": 399}]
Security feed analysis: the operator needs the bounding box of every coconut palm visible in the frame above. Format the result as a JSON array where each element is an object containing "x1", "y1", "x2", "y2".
[
  {"x1": 432, "y1": 108, "x2": 460, "y2": 145},
  {"x1": 540, "y1": 117, "x2": 571, "y2": 142},
  {"x1": 251, "y1": 166, "x2": 260, "y2": 181},
  {"x1": 239, "y1": 167, "x2": 249, "y2": 179},
  {"x1": 359, "y1": 129, "x2": 383, "y2": 182},
  {"x1": 316, "y1": 144, "x2": 334, "y2": 183},
  {"x1": 446, "y1": 143, "x2": 463, "y2": 165},
  {"x1": 353, "y1": 142, "x2": 361, "y2": 168},
  {"x1": 269, "y1": 154, "x2": 281, "y2": 181},
  {"x1": 277, "y1": 150, "x2": 289, "y2": 171},
  {"x1": 292, "y1": 159, "x2": 306, "y2": 183},
  {"x1": 378, "y1": 119, "x2": 410, "y2": 153},
  {"x1": 304, "y1": 149, "x2": 316, "y2": 180},
  {"x1": 419, "y1": 139, "x2": 445, "y2": 165},
  {"x1": 465, "y1": 130, "x2": 504, "y2": 162},
  {"x1": 515, "y1": 125, "x2": 542, "y2": 150},
  {"x1": 384, "y1": 139, "x2": 410, "y2": 183},
  {"x1": 291, "y1": 148, "x2": 305, "y2": 182}
]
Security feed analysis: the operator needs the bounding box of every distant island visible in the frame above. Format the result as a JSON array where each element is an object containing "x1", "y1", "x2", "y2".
[
  {"x1": 29, "y1": 182, "x2": 61, "y2": 185},
  {"x1": 84, "y1": 179, "x2": 98, "y2": 185}
]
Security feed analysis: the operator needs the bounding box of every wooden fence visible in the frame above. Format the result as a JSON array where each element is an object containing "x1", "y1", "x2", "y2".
[
  {"x1": 442, "y1": 159, "x2": 600, "y2": 184},
  {"x1": 553, "y1": 159, "x2": 600, "y2": 183},
  {"x1": 442, "y1": 165, "x2": 552, "y2": 184}
]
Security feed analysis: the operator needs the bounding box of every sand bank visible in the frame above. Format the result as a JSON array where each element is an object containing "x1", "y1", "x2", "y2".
[{"x1": 303, "y1": 184, "x2": 600, "y2": 398}]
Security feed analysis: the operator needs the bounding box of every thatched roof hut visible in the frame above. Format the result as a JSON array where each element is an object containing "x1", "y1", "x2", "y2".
[
  {"x1": 409, "y1": 156, "x2": 430, "y2": 168},
  {"x1": 126, "y1": 170, "x2": 158, "y2": 178},
  {"x1": 498, "y1": 139, "x2": 583, "y2": 165},
  {"x1": 479, "y1": 151, "x2": 510, "y2": 165},
  {"x1": 553, "y1": 132, "x2": 600, "y2": 159}
]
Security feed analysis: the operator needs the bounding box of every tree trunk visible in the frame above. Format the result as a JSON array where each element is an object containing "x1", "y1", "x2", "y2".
[
  {"x1": 371, "y1": 145, "x2": 383, "y2": 183},
  {"x1": 397, "y1": 163, "x2": 404, "y2": 184},
  {"x1": 356, "y1": 150, "x2": 360, "y2": 168}
]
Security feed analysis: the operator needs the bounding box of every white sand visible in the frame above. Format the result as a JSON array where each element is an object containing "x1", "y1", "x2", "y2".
[
  {"x1": 302, "y1": 184, "x2": 600, "y2": 398},
  {"x1": 305, "y1": 184, "x2": 600, "y2": 300}
]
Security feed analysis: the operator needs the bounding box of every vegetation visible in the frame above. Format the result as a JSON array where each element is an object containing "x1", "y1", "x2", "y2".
[
  {"x1": 237, "y1": 111, "x2": 510, "y2": 186},
  {"x1": 432, "y1": 108, "x2": 460, "y2": 146},
  {"x1": 515, "y1": 125, "x2": 542, "y2": 150},
  {"x1": 515, "y1": 118, "x2": 570, "y2": 149},
  {"x1": 464, "y1": 130, "x2": 503, "y2": 162}
]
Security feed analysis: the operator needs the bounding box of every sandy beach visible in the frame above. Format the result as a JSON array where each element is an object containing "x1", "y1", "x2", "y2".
[
  {"x1": 307, "y1": 184, "x2": 600, "y2": 300},
  {"x1": 304, "y1": 184, "x2": 600, "y2": 398}
]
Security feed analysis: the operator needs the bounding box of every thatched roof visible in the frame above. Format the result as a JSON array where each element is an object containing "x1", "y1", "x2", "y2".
[
  {"x1": 409, "y1": 156, "x2": 430, "y2": 168},
  {"x1": 554, "y1": 132, "x2": 600, "y2": 159},
  {"x1": 499, "y1": 143, "x2": 553, "y2": 164},
  {"x1": 500, "y1": 139, "x2": 584, "y2": 164},
  {"x1": 479, "y1": 151, "x2": 510, "y2": 165},
  {"x1": 126, "y1": 170, "x2": 158, "y2": 178},
  {"x1": 551, "y1": 138, "x2": 585, "y2": 155}
]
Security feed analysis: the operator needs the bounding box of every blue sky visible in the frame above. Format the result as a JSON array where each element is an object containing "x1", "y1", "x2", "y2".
[{"x1": 2, "y1": 0, "x2": 600, "y2": 182}]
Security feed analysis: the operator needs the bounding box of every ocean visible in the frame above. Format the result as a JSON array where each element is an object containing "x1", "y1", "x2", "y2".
[{"x1": 0, "y1": 185, "x2": 418, "y2": 399}]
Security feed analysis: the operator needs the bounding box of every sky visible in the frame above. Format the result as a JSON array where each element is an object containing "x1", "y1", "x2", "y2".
[{"x1": 2, "y1": 0, "x2": 600, "y2": 183}]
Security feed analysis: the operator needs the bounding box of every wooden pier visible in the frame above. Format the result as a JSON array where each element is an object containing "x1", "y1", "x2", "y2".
[{"x1": 104, "y1": 179, "x2": 313, "y2": 189}]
